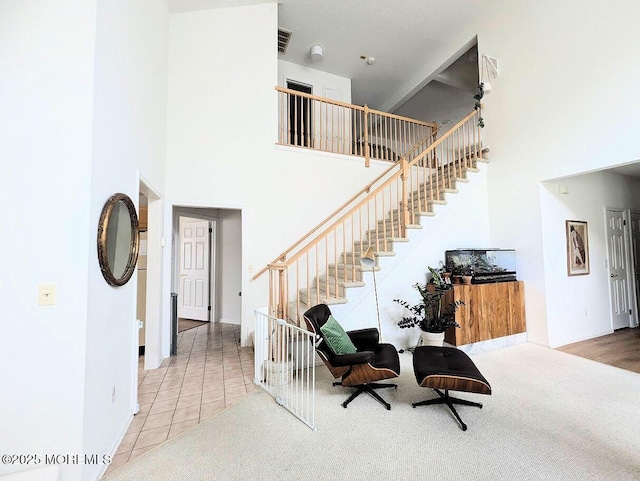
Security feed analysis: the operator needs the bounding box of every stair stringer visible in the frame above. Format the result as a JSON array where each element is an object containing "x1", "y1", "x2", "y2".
[{"x1": 322, "y1": 161, "x2": 491, "y2": 351}]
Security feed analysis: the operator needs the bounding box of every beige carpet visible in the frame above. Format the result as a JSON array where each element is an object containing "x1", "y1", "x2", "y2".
[{"x1": 104, "y1": 343, "x2": 640, "y2": 480}]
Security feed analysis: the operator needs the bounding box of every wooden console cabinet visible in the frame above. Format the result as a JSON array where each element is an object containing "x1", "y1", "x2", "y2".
[{"x1": 444, "y1": 281, "x2": 526, "y2": 346}]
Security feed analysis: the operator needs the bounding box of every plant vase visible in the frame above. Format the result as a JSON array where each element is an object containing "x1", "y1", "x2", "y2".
[
  {"x1": 263, "y1": 359, "x2": 293, "y2": 395},
  {"x1": 417, "y1": 330, "x2": 445, "y2": 347}
]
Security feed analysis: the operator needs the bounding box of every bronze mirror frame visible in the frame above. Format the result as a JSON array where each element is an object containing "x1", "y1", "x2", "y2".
[{"x1": 97, "y1": 193, "x2": 140, "y2": 286}]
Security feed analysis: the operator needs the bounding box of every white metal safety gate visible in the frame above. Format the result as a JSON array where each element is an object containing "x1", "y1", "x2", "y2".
[{"x1": 254, "y1": 309, "x2": 316, "y2": 430}]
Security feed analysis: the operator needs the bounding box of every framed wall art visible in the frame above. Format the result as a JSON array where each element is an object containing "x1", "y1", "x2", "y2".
[{"x1": 566, "y1": 220, "x2": 589, "y2": 276}]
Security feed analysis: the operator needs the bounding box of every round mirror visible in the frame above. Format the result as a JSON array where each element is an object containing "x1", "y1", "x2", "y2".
[{"x1": 97, "y1": 193, "x2": 140, "y2": 286}]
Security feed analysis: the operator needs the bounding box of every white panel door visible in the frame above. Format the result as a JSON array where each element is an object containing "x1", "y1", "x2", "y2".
[
  {"x1": 606, "y1": 210, "x2": 631, "y2": 330},
  {"x1": 323, "y1": 87, "x2": 350, "y2": 154},
  {"x1": 178, "y1": 218, "x2": 210, "y2": 321}
]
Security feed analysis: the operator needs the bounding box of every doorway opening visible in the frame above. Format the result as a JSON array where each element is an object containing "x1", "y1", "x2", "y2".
[
  {"x1": 171, "y1": 206, "x2": 242, "y2": 354},
  {"x1": 287, "y1": 80, "x2": 312, "y2": 147},
  {"x1": 132, "y1": 177, "x2": 162, "y2": 418},
  {"x1": 137, "y1": 193, "x2": 149, "y2": 355},
  {"x1": 120, "y1": 198, "x2": 251, "y2": 469}
]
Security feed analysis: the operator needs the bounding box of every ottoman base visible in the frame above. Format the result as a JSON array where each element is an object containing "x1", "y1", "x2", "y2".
[
  {"x1": 412, "y1": 388, "x2": 483, "y2": 431},
  {"x1": 412, "y1": 346, "x2": 491, "y2": 431}
]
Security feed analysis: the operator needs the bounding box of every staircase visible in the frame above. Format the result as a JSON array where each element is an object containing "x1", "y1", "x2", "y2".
[
  {"x1": 256, "y1": 105, "x2": 486, "y2": 326},
  {"x1": 297, "y1": 156, "x2": 487, "y2": 310}
]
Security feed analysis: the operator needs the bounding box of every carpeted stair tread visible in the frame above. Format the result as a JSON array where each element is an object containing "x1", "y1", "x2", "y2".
[
  {"x1": 298, "y1": 288, "x2": 348, "y2": 305},
  {"x1": 340, "y1": 252, "x2": 396, "y2": 265},
  {"x1": 290, "y1": 155, "x2": 487, "y2": 315}
]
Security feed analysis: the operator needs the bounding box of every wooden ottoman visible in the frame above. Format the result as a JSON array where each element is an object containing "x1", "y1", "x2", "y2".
[{"x1": 412, "y1": 346, "x2": 491, "y2": 431}]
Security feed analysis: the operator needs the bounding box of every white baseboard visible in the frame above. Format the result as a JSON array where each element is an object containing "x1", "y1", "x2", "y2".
[
  {"x1": 89, "y1": 413, "x2": 134, "y2": 480},
  {"x1": 219, "y1": 318, "x2": 240, "y2": 325},
  {"x1": 457, "y1": 333, "x2": 528, "y2": 355}
]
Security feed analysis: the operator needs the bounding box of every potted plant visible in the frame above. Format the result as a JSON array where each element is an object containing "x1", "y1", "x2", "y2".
[
  {"x1": 451, "y1": 253, "x2": 475, "y2": 284},
  {"x1": 474, "y1": 83, "x2": 485, "y2": 128},
  {"x1": 461, "y1": 265, "x2": 474, "y2": 285},
  {"x1": 394, "y1": 267, "x2": 464, "y2": 347}
]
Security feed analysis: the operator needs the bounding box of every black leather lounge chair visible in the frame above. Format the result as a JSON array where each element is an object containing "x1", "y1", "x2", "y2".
[{"x1": 303, "y1": 304, "x2": 401, "y2": 410}]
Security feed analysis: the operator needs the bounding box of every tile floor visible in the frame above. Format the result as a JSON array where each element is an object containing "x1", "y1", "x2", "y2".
[{"x1": 106, "y1": 322, "x2": 255, "y2": 474}]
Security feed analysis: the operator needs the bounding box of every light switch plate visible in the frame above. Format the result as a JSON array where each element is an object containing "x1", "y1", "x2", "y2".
[{"x1": 38, "y1": 284, "x2": 56, "y2": 306}]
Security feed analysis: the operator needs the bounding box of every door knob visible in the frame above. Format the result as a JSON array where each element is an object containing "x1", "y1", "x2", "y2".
[
  {"x1": 610, "y1": 274, "x2": 618, "y2": 278},
  {"x1": 180, "y1": 274, "x2": 187, "y2": 277}
]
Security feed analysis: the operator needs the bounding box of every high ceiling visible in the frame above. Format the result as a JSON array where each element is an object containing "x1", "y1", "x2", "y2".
[
  {"x1": 276, "y1": 0, "x2": 483, "y2": 111},
  {"x1": 168, "y1": 0, "x2": 640, "y2": 178},
  {"x1": 170, "y1": 0, "x2": 483, "y2": 113}
]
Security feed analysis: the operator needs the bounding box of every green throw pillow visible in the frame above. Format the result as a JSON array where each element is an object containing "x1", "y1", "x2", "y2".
[{"x1": 320, "y1": 315, "x2": 357, "y2": 355}]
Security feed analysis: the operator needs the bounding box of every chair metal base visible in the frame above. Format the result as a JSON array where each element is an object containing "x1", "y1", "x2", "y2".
[
  {"x1": 412, "y1": 389, "x2": 483, "y2": 431},
  {"x1": 340, "y1": 382, "x2": 397, "y2": 410}
]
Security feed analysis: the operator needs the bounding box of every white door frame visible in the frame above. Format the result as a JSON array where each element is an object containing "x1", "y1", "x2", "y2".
[
  {"x1": 162, "y1": 201, "x2": 245, "y2": 360},
  {"x1": 604, "y1": 207, "x2": 634, "y2": 330},
  {"x1": 628, "y1": 210, "x2": 640, "y2": 328},
  {"x1": 136, "y1": 176, "x2": 163, "y2": 386}
]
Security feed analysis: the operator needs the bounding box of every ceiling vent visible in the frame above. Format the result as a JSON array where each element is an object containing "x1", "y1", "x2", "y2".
[{"x1": 278, "y1": 28, "x2": 292, "y2": 54}]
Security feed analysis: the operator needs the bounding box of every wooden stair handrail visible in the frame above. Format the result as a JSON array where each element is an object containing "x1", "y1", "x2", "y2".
[
  {"x1": 255, "y1": 108, "x2": 481, "y2": 280},
  {"x1": 275, "y1": 86, "x2": 438, "y2": 129},
  {"x1": 283, "y1": 169, "x2": 404, "y2": 267},
  {"x1": 252, "y1": 161, "x2": 399, "y2": 280},
  {"x1": 406, "y1": 108, "x2": 480, "y2": 164},
  {"x1": 403, "y1": 127, "x2": 439, "y2": 160},
  {"x1": 269, "y1": 111, "x2": 478, "y2": 268}
]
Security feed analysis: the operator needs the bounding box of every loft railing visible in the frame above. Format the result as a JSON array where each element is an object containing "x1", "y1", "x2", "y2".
[
  {"x1": 276, "y1": 86, "x2": 438, "y2": 167},
  {"x1": 259, "y1": 107, "x2": 484, "y2": 324}
]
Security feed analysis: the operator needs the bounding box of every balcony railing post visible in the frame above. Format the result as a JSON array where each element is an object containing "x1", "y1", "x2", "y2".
[
  {"x1": 363, "y1": 104, "x2": 370, "y2": 168},
  {"x1": 400, "y1": 157, "x2": 409, "y2": 236},
  {"x1": 268, "y1": 262, "x2": 288, "y2": 321}
]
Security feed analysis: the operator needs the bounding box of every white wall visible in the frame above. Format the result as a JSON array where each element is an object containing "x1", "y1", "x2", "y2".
[
  {"x1": 279, "y1": 59, "x2": 352, "y2": 103},
  {"x1": 476, "y1": 0, "x2": 640, "y2": 347},
  {"x1": 165, "y1": 3, "x2": 388, "y2": 346},
  {"x1": 0, "y1": 2, "x2": 96, "y2": 479},
  {"x1": 82, "y1": 1, "x2": 168, "y2": 480},
  {"x1": 0, "y1": 2, "x2": 167, "y2": 479},
  {"x1": 541, "y1": 171, "x2": 640, "y2": 347},
  {"x1": 383, "y1": 0, "x2": 640, "y2": 347}
]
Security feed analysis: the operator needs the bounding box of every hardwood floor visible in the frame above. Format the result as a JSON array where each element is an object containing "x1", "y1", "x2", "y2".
[{"x1": 556, "y1": 327, "x2": 640, "y2": 374}]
